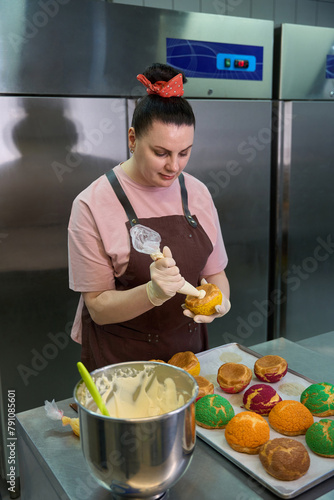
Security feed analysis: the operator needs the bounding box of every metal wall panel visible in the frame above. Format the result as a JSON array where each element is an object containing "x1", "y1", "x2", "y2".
[
  {"x1": 272, "y1": 24, "x2": 334, "y2": 341},
  {"x1": 188, "y1": 100, "x2": 272, "y2": 348},
  {"x1": 0, "y1": 96, "x2": 127, "y2": 271},
  {"x1": 272, "y1": 101, "x2": 334, "y2": 341},
  {"x1": 275, "y1": 24, "x2": 334, "y2": 100},
  {"x1": 0, "y1": 0, "x2": 273, "y2": 99},
  {"x1": 0, "y1": 96, "x2": 127, "y2": 477}
]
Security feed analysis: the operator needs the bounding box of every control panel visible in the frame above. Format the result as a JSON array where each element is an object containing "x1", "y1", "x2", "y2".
[
  {"x1": 216, "y1": 53, "x2": 256, "y2": 71},
  {"x1": 326, "y1": 55, "x2": 334, "y2": 79},
  {"x1": 167, "y1": 38, "x2": 263, "y2": 81}
]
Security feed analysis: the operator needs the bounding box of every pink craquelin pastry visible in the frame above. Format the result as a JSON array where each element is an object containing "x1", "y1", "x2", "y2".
[
  {"x1": 217, "y1": 363, "x2": 252, "y2": 394},
  {"x1": 243, "y1": 384, "x2": 282, "y2": 415},
  {"x1": 254, "y1": 355, "x2": 288, "y2": 383}
]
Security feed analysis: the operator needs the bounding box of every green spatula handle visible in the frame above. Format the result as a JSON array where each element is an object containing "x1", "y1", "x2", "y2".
[{"x1": 77, "y1": 362, "x2": 110, "y2": 417}]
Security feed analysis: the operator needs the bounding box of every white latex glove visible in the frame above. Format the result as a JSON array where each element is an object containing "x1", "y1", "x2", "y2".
[
  {"x1": 146, "y1": 246, "x2": 185, "y2": 306},
  {"x1": 182, "y1": 278, "x2": 231, "y2": 323}
]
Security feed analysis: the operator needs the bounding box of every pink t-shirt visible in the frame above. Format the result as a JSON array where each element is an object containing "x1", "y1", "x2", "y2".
[{"x1": 68, "y1": 164, "x2": 228, "y2": 342}]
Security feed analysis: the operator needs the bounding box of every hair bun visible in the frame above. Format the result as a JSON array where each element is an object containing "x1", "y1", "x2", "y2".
[{"x1": 143, "y1": 62, "x2": 187, "y2": 85}]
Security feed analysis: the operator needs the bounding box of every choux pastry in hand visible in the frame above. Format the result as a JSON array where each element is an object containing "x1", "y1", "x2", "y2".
[{"x1": 184, "y1": 283, "x2": 222, "y2": 316}]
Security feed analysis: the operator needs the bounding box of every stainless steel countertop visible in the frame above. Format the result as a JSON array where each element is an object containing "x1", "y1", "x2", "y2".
[
  {"x1": 16, "y1": 338, "x2": 334, "y2": 500},
  {"x1": 296, "y1": 331, "x2": 334, "y2": 363},
  {"x1": 251, "y1": 336, "x2": 334, "y2": 386}
]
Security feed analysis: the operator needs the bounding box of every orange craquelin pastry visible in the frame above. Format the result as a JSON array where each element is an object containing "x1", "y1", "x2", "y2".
[
  {"x1": 268, "y1": 400, "x2": 314, "y2": 436},
  {"x1": 184, "y1": 283, "x2": 222, "y2": 316},
  {"x1": 225, "y1": 411, "x2": 270, "y2": 454},
  {"x1": 168, "y1": 351, "x2": 200, "y2": 377}
]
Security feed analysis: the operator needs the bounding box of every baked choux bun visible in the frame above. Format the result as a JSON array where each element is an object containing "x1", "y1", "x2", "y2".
[
  {"x1": 305, "y1": 419, "x2": 334, "y2": 458},
  {"x1": 254, "y1": 355, "x2": 288, "y2": 383},
  {"x1": 184, "y1": 283, "x2": 222, "y2": 316},
  {"x1": 149, "y1": 359, "x2": 166, "y2": 363},
  {"x1": 217, "y1": 363, "x2": 252, "y2": 393},
  {"x1": 168, "y1": 351, "x2": 200, "y2": 377},
  {"x1": 195, "y1": 394, "x2": 234, "y2": 429},
  {"x1": 243, "y1": 384, "x2": 282, "y2": 415},
  {"x1": 300, "y1": 382, "x2": 334, "y2": 417},
  {"x1": 268, "y1": 400, "x2": 314, "y2": 436},
  {"x1": 225, "y1": 411, "x2": 270, "y2": 454},
  {"x1": 259, "y1": 438, "x2": 310, "y2": 480},
  {"x1": 194, "y1": 376, "x2": 214, "y2": 401}
]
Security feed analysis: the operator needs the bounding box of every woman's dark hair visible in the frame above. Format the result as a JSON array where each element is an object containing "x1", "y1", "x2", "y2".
[{"x1": 131, "y1": 63, "x2": 195, "y2": 137}]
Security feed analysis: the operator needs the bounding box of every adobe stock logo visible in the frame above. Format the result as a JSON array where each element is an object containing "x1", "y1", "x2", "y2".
[{"x1": 213, "y1": 0, "x2": 245, "y2": 15}]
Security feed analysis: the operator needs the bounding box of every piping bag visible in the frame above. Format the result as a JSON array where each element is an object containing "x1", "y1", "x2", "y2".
[{"x1": 130, "y1": 224, "x2": 205, "y2": 298}]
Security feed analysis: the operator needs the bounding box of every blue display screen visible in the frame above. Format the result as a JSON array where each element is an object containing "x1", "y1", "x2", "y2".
[
  {"x1": 166, "y1": 38, "x2": 263, "y2": 81},
  {"x1": 326, "y1": 55, "x2": 334, "y2": 79}
]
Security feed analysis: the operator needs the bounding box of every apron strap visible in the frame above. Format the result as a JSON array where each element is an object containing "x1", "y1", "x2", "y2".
[
  {"x1": 105, "y1": 169, "x2": 197, "y2": 228},
  {"x1": 105, "y1": 169, "x2": 139, "y2": 227},
  {"x1": 178, "y1": 173, "x2": 198, "y2": 228}
]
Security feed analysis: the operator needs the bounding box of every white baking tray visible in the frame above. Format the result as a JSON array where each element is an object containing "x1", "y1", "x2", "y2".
[{"x1": 195, "y1": 343, "x2": 334, "y2": 499}]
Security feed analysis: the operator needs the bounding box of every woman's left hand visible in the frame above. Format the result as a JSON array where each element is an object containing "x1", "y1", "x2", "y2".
[{"x1": 182, "y1": 278, "x2": 231, "y2": 324}]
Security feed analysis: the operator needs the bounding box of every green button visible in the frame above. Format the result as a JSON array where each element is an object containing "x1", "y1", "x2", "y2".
[{"x1": 225, "y1": 58, "x2": 231, "y2": 68}]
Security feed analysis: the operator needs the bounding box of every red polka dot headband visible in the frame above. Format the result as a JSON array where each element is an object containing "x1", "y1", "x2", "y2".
[{"x1": 137, "y1": 73, "x2": 184, "y2": 97}]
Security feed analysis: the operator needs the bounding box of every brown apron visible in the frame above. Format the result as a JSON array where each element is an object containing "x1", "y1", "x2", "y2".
[{"x1": 81, "y1": 169, "x2": 213, "y2": 371}]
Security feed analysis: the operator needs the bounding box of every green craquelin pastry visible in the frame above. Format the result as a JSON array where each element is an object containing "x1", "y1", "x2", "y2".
[
  {"x1": 300, "y1": 382, "x2": 334, "y2": 417},
  {"x1": 305, "y1": 419, "x2": 334, "y2": 458},
  {"x1": 195, "y1": 394, "x2": 234, "y2": 429}
]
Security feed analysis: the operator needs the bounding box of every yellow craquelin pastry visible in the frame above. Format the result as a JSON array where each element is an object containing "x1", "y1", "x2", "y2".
[
  {"x1": 184, "y1": 283, "x2": 222, "y2": 316},
  {"x1": 168, "y1": 351, "x2": 200, "y2": 377}
]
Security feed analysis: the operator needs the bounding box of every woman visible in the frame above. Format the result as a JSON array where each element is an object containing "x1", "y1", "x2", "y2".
[{"x1": 68, "y1": 63, "x2": 230, "y2": 371}]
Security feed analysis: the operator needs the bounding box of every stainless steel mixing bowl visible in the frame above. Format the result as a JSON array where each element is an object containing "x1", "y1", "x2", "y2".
[{"x1": 74, "y1": 361, "x2": 198, "y2": 499}]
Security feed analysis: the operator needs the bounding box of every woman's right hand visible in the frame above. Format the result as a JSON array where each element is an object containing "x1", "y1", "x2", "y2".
[{"x1": 146, "y1": 246, "x2": 185, "y2": 306}]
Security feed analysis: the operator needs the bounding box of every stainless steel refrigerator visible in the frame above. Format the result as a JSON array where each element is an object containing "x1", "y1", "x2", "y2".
[
  {"x1": 270, "y1": 24, "x2": 334, "y2": 341},
  {"x1": 0, "y1": 0, "x2": 274, "y2": 480}
]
